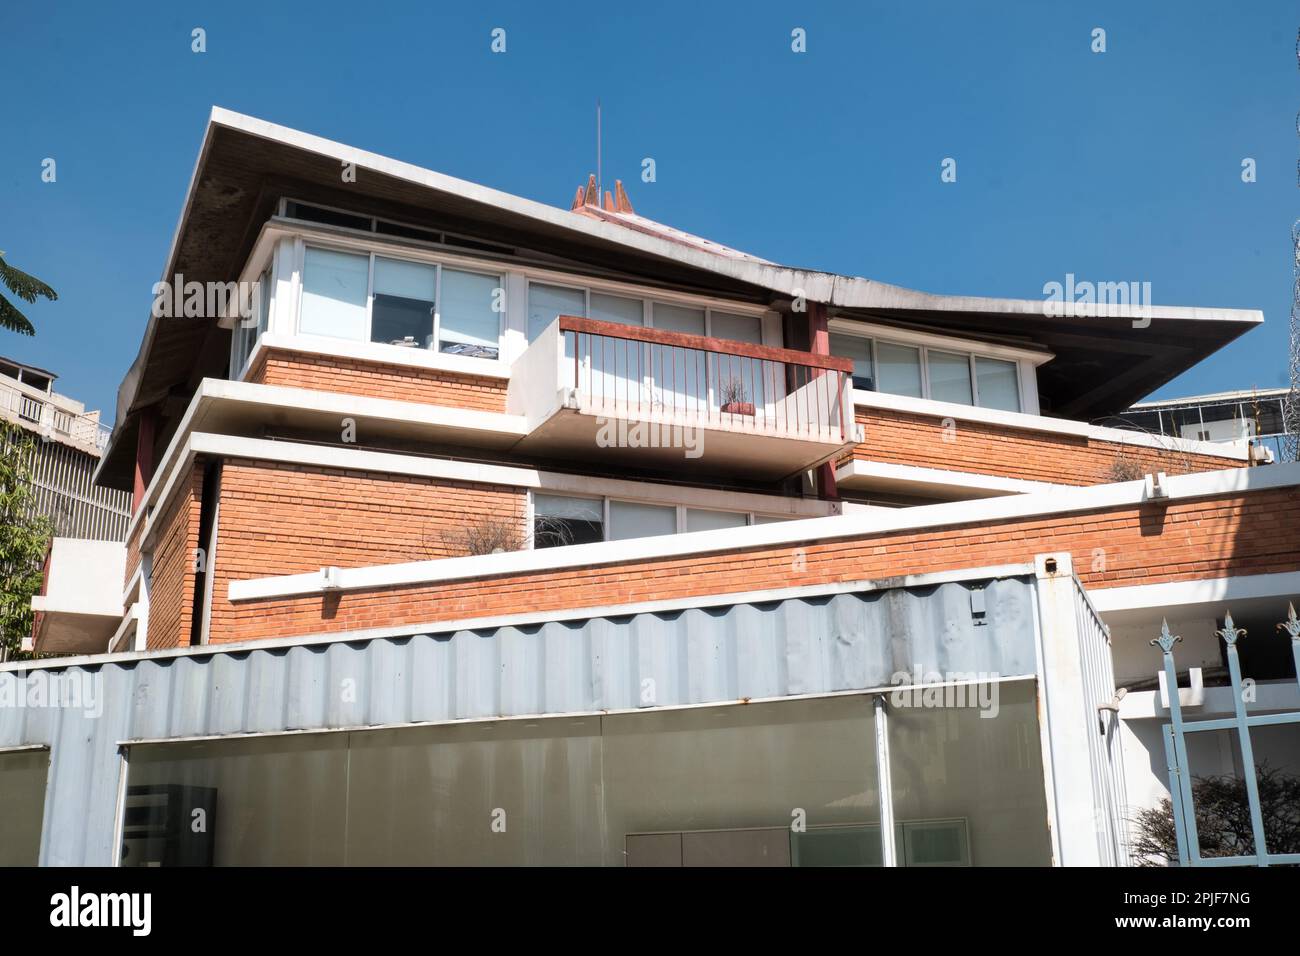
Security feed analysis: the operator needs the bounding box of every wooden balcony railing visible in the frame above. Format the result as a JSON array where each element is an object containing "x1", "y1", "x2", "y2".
[{"x1": 558, "y1": 315, "x2": 854, "y2": 442}]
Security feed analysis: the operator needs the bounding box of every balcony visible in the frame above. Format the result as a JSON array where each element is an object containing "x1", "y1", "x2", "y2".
[
  {"x1": 0, "y1": 377, "x2": 111, "y2": 454},
  {"x1": 508, "y1": 316, "x2": 858, "y2": 479}
]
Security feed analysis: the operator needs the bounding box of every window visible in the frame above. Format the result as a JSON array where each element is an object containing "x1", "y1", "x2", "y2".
[
  {"x1": 685, "y1": 508, "x2": 748, "y2": 532},
  {"x1": 528, "y1": 283, "x2": 586, "y2": 341},
  {"x1": 299, "y1": 248, "x2": 503, "y2": 360},
  {"x1": 533, "y1": 494, "x2": 603, "y2": 549},
  {"x1": 531, "y1": 493, "x2": 790, "y2": 547},
  {"x1": 974, "y1": 357, "x2": 1020, "y2": 412},
  {"x1": 876, "y1": 342, "x2": 923, "y2": 398},
  {"x1": 608, "y1": 501, "x2": 677, "y2": 541},
  {"x1": 372, "y1": 257, "x2": 436, "y2": 347},
  {"x1": 927, "y1": 350, "x2": 972, "y2": 406},
  {"x1": 301, "y1": 248, "x2": 368, "y2": 339},
  {"x1": 590, "y1": 292, "x2": 643, "y2": 326},
  {"x1": 230, "y1": 267, "x2": 272, "y2": 378},
  {"x1": 832, "y1": 331, "x2": 1025, "y2": 412},
  {"x1": 830, "y1": 333, "x2": 874, "y2": 390},
  {"x1": 439, "y1": 269, "x2": 501, "y2": 358}
]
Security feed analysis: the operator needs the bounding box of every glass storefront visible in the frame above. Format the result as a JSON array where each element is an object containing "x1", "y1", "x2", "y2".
[{"x1": 118, "y1": 682, "x2": 1052, "y2": 866}]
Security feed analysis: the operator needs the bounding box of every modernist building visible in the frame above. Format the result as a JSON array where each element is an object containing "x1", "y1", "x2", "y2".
[
  {"x1": 0, "y1": 356, "x2": 131, "y2": 541},
  {"x1": 3, "y1": 109, "x2": 1297, "y2": 867}
]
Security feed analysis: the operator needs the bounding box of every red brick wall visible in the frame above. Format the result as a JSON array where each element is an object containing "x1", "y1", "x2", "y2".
[
  {"x1": 248, "y1": 349, "x2": 508, "y2": 412},
  {"x1": 851, "y1": 405, "x2": 1245, "y2": 485},
  {"x1": 206, "y1": 460, "x2": 526, "y2": 644},
  {"x1": 209, "y1": 484, "x2": 1300, "y2": 644},
  {"x1": 124, "y1": 517, "x2": 144, "y2": 588},
  {"x1": 145, "y1": 464, "x2": 204, "y2": 649}
]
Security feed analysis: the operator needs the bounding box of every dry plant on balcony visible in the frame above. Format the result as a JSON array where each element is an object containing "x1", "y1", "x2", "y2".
[
  {"x1": 428, "y1": 514, "x2": 527, "y2": 558},
  {"x1": 718, "y1": 377, "x2": 755, "y2": 416},
  {"x1": 1093, "y1": 419, "x2": 1199, "y2": 482},
  {"x1": 427, "y1": 514, "x2": 577, "y2": 557}
]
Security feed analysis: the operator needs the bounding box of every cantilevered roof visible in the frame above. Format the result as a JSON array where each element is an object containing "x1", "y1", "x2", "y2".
[{"x1": 98, "y1": 107, "x2": 1263, "y2": 489}]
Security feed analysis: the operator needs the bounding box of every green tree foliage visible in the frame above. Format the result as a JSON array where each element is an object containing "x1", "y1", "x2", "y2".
[
  {"x1": 0, "y1": 423, "x2": 52, "y2": 659},
  {"x1": 1132, "y1": 763, "x2": 1300, "y2": 865},
  {"x1": 0, "y1": 250, "x2": 57, "y2": 335}
]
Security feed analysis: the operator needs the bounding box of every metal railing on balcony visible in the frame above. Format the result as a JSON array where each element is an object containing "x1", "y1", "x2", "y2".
[
  {"x1": 0, "y1": 378, "x2": 112, "y2": 452},
  {"x1": 558, "y1": 315, "x2": 854, "y2": 443}
]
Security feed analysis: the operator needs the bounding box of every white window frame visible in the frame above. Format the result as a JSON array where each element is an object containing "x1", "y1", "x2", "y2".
[
  {"x1": 297, "y1": 244, "x2": 505, "y2": 360},
  {"x1": 829, "y1": 321, "x2": 1041, "y2": 414},
  {"x1": 527, "y1": 491, "x2": 782, "y2": 548}
]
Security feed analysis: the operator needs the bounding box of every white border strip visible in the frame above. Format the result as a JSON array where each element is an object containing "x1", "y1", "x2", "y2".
[
  {"x1": 835, "y1": 458, "x2": 1067, "y2": 497},
  {"x1": 853, "y1": 389, "x2": 1251, "y2": 459},
  {"x1": 1088, "y1": 571, "x2": 1300, "y2": 614},
  {"x1": 228, "y1": 458, "x2": 1300, "y2": 601}
]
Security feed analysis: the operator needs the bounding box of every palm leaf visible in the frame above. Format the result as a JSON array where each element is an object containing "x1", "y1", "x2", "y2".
[
  {"x1": 0, "y1": 256, "x2": 57, "y2": 304},
  {"x1": 0, "y1": 293, "x2": 36, "y2": 336}
]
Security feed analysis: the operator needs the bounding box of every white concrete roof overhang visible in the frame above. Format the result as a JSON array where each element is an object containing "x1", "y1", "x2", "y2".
[{"x1": 99, "y1": 108, "x2": 1264, "y2": 488}]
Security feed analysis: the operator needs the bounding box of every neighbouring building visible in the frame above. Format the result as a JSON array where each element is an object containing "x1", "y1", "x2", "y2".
[
  {"x1": 0, "y1": 356, "x2": 131, "y2": 541},
  {"x1": 1116, "y1": 387, "x2": 1293, "y2": 464},
  {"x1": 2, "y1": 109, "x2": 1296, "y2": 867}
]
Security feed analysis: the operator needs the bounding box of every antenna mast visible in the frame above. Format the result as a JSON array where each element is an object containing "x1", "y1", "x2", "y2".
[{"x1": 596, "y1": 98, "x2": 602, "y2": 202}]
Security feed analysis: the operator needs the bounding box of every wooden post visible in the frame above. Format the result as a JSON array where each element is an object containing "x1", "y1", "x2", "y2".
[{"x1": 807, "y1": 302, "x2": 839, "y2": 500}]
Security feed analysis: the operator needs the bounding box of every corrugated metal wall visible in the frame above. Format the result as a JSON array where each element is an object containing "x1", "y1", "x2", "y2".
[{"x1": 0, "y1": 575, "x2": 1042, "y2": 865}]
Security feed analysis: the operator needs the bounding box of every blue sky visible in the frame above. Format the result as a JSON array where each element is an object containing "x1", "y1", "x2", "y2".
[{"x1": 2, "y1": 1, "x2": 1295, "y2": 421}]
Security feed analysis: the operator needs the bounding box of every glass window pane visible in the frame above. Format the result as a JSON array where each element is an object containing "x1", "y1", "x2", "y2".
[
  {"x1": 300, "y1": 248, "x2": 368, "y2": 340},
  {"x1": 528, "y1": 284, "x2": 585, "y2": 341},
  {"x1": 651, "y1": 302, "x2": 706, "y2": 335},
  {"x1": 372, "y1": 257, "x2": 436, "y2": 348},
  {"x1": 753, "y1": 514, "x2": 795, "y2": 524},
  {"x1": 344, "y1": 720, "x2": 604, "y2": 865},
  {"x1": 604, "y1": 695, "x2": 878, "y2": 867},
  {"x1": 439, "y1": 269, "x2": 500, "y2": 358},
  {"x1": 876, "y1": 342, "x2": 922, "y2": 398},
  {"x1": 830, "y1": 333, "x2": 874, "y2": 390},
  {"x1": 123, "y1": 735, "x2": 350, "y2": 866},
  {"x1": 710, "y1": 312, "x2": 762, "y2": 344},
  {"x1": 0, "y1": 750, "x2": 48, "y2": 866},
  {"x1": 533, "y1": 494, "x2": 603, "y2": 548},
  {"x1": 685, "y1": 508, "x2": 748, "y2": 532},
  {"x1": 975, "y1": 357, "x2": 1020, "y2": 412},
  {"x1": 590, "y1": 292, "x2": 643, "y2": 326},
  {"x1": 927, "y1": 350, "x2": 973, "y2": 405},
  {"x1": 886, "y1": 679, "x2": 1051, "y2": 865},
  {"x1": 608, "y1": 500, "x2": 676, "y2": 540},
  {"x1": 651, "y1": 304, "x2": 707, "y2": 411}
]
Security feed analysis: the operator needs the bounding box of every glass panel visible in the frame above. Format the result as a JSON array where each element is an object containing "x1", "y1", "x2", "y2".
[
  {"x1": 927, "y1": 350, "x2": 973, "y2": 405},
  {"x1": 710, "y1": 312, "x2": 762, "y2": 344},
  {"x1": 439, "y1": 269, "x2": 500, "y2": 358},
  {"x1": 533, "y1": 494, "x2": 603, "y2": 548},
  {"x1": 885, "y1": 679, "x2": 1051, "y2": 865},
  {"x1": 605, "y1": 695, "x2": 878, "y2": 867},
  {"x1": 876, "y1": 342, "x2": 922, "y2": 398},
  {"x1": 685, "y1": 508, "x2": 748, "y2": 532},
  {"x1": 528, "y1": 283, "x2": 585, "y2": 342},
  {"x1": 752, "y1": 514, "x2": 796, "y2": 524},
  {"x1": 372, "y1": 256, "x2": 436, "y2": 348},
  {"x1": 974, "y1": 357, "x2": 1020, "y2": 412},
  {"x1": 0, "y1": 750, "x2": 48, "y2": 866},
  {"x1": 590, "y1": 292, "x2": 643, "y2": 326},
  {"x1": 608, "y1": 500, "x2": 676, "y2": 540},
  {"x1": 123, "y1": 735, "x2": 349, "y2": 866},
  {"x1": 300, "y1": 248, "x2": 368, "y2": 340},
  {"x1": 650, "y1": 303, "x2": 708, "y2": 412},
  {"x1": 588, "y1": 293, "x2": 646, "y2": 407},
  {"x1": 344, "y1": 719, "x2": 604, "y2": 865},
  {"x1": 830, "y1": 333, "x2": 874, "y2": 390}
]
